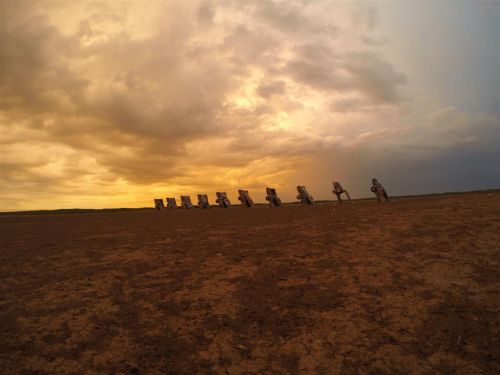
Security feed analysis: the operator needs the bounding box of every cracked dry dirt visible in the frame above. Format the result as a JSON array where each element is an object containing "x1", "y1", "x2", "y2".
[{"x1": 1, "y1": 192, "x2": 499, "y2": 374}]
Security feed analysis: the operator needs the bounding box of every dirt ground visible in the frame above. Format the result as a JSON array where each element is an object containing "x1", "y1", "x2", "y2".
[{"x1": 1, "y1": 192, "x2": 499, "y2": 375}]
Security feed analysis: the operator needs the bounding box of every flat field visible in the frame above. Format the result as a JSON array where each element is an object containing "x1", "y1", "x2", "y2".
[{"x1": 1, "y1": 193, "x2": 499, "y2": 374}]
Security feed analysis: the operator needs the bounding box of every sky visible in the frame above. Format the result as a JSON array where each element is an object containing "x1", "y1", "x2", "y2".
[{"x1": 1, "y1": 0, "x2": 499, "y2": 211}]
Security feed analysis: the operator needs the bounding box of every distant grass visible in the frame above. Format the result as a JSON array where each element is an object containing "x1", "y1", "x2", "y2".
[
  {"x1": 0, "y1": 207, "x2": 154, "y2": 216},
  {"x1": 388, "y1": 188, "x2": 499, "y2": 200},
  {"x1": 1, "y1": 189, "x2": 498, "y2": 216}
]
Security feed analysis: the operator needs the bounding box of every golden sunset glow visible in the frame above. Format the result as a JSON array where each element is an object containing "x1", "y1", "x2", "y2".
[{"x1": 1, "y1": 1, "x2": 499, "y2": 211}]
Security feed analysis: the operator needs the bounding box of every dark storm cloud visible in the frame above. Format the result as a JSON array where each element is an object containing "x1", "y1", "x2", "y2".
[
  {"x1": 221, "y1": 23, "x2": 280, "y2": 68},
  {"x1": 0, "y1": 14, "x2": 85, "y2": 114},
  {"x1": 286, "y1": 44, "x2": 405, "y2": 103},
  {"x1": 344, "y1": 52, "x2": 406, "y2": 103},
  {"x1": 254, "y1": 0, "x2": 338, "y2": 35},
  {"x1": 256, "y1": 80, "x2": 286, "y2": 98},
  {"x1": 197, "y1": 0, "x2": 215, "y2": 26},
  {"x1": 329, "y1": 96, "x2": 380, "y2": 113}
]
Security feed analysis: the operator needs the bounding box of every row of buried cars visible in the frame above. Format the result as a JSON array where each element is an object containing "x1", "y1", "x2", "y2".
[
  {"x1": 153, "y1": 179, "x2": 388, "y2": 210},
  {"x1": 154, "y1": 186, "x2": 313, "y2": 210}
]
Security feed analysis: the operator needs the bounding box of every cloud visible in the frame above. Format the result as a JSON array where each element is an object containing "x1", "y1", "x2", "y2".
[
  {"x1": 256, "y1": 80, "x2": 286, "y2": 98},
  {"x1": 197, "y1": 0, "x2": 215, "y2": 27},
  {"x1": 286, "y1": 45, "x2": 406, "y2": 103},
  {"x1": 0, "y1": 0, "x2": 498, "y2": 210}
]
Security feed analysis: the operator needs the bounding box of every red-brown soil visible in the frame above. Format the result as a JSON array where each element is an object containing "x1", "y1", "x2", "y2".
[{"x1": 1, "y1": 193, "x2": 499, "y2": 374}]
